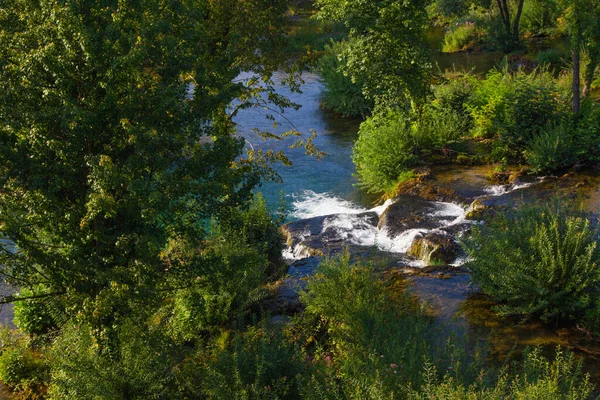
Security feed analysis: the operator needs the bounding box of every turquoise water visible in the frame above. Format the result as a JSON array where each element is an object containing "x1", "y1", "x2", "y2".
[{"x1": 233, "y1": 72, "x2": 374, "y2": 216}]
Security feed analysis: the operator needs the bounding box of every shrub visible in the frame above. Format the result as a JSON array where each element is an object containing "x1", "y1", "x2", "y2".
[
  {"x1": 467, "y1": 69, "x2": 567, "y2": 151},
  {"x1": 520, "y1": 0, "x2": 560, "y2": 37},
  {"x1": 184, "y1": 324, "x2": 305, "y2": 399},
  {"x1": 13, "y1": 286, "x2": 64, "y2": 336},
  {"x1": 443, "y1": 22, "x2": 485, "y2": 52},
  {"x1": 297, "y1": 252, "x2": 486, "y2": 398},
  {"x1": 318, "y1": 40, "x2": 374, "y2": 117},
  {"x1": 353, "y1": 111, "x2": 418, "y2": 194},
  {"x1": 525, "y1": 121, "x2": 577, "y2": 173},
  {"x1": 163, "y1": 239, "x2": 267, "y2": 342},
  {"x1": 416, "y1": 103, "x2": 470, "y2": 150},
  {"x1": 537, "y1": 48, "x2": 565, "y2": 68},
  {"x1": 464, "y1": 201, "x2": 600, "y2": 321},
  {"x1": 411, "y1": 347, "x2": 593, "y2": 399},
  {"x1": 434, "y1": 75, "x2": 479, "y2": 124},
  {"x1": 49, "y1": 321, "x2": 181, "y2": 399},
  {"x1": 0, "y1": 327, "x2": 49, "y2": 398}
]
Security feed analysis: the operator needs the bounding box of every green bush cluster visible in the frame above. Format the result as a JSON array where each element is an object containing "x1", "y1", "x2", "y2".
[
  {"x1": 520, "y1": 0, "x2": 561, "y2": 37},
  {"x1": 318, "y1": 41, "x2": 374, "y2": 117},
  {"x1": 0, "y1": 328, "x2": 48, "y2": 399},
  {"x1": 1, "y1": 251, "x2": 596, "y2": 398},
  {"x1": 443, "y1": 22, "x2": 486, "y2": 52},
  {"x1": 525, "y1": 104, "x2": 600, "y2": 173},
  {"x1": 465, "y1": 201, "x2": 600, "y2": 322}
]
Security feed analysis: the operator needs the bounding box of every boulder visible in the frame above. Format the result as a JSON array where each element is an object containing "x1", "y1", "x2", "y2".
[{"x1": 407, "y1": 231, "x2": 460, "y2": 266}]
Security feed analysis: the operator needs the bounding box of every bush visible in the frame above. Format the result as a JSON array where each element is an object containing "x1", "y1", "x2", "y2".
[
  {"x1": 416, "y1": 103, "x2": 470, "y2": 150},
  {"x1": 443, "y1": 22, "x2": 485, "y2": 52},
  {"x1": 520, "y1": 0, "x2": 560, "y2": 37},
  {"x1": 537, "y1": 48, "x2": 565, "y2": 68},
  {"x1": 13, "y1": 286, "x2": 64, "y2": 336},
  {"x1": 318, "y1": 40, "x2": 374, "y2": 117},
  {"x1": 296, "y1": 252, "x2": 486, "y2": 398},
  {"x1": 183, "y1": 324, "x2": 305, "y2": 399},
  {"x1": 353, "y1": 111, "x2": 418, "y2": 194},
  {"x1": 525, "y1": 121, "x2": 577, "y2": 173},
  {"x1": 464, "y1": 201, "x2": 600, "y2": 321},
  {"x1": 49, "y1": 321, "x2": 181, "y2": 399},
  {"x1": 0, "y1": 327, "x2": 48, "y2": 398},
  {"x1": 411, "y1": 347, "x2": 593, "y2": 399},
  {"x1": 467, "y1": 69, "x2": 567, "y2": 152}
]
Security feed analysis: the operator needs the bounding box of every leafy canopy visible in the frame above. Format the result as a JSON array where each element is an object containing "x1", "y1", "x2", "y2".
[
  {"x1": 316, "y1": 0, "x2": 433, "y2": 107},
  {"x1": 0, "y1": 0, "x2": 292, "y2": 326}
]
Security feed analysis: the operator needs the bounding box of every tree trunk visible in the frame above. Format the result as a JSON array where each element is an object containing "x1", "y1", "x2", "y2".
[
  {"x1": 496, "y1": 0, "x2": 511, "y2": 35},
  {"x1": 513, "y1": 0, "x2": 525, "y2": 44}
]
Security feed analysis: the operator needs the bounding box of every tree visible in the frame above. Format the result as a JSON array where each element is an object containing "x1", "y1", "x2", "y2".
[
  {"x1": 495, "y1": 0, "x2": 526, "y2": 50},
  {"x1": 0, "y1": 0, "x2": 292, "y2": 338},
  {"x1": 560, "y1": 0, "x2": 600, "y2": 113},
  {"x1": 316, "y1": 0, "x2": 432, "y2": 108}
]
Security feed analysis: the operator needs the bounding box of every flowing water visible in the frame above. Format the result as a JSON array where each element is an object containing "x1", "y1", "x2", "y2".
[{"x1": 234, "y1": 71, "x2": 600, "y2": 383}]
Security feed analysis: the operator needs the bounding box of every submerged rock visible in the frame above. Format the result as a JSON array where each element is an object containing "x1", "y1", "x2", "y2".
[{"x1": 407, "y1": 231, "x2": 460, "y2": 266}]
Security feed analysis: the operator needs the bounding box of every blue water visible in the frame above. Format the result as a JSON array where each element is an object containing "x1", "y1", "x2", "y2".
[{"x1": 233, "y1": 72, "x2": 373, "y2": 214}]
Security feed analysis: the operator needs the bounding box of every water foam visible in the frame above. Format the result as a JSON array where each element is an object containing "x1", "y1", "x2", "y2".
[
  {"x1": 483, "y1": 181, "x2": 534, "y2": 197},
  {"x1": 290, "y1": 190, "x2": 368, "y2": 219},
  {"x1": 286, "y1": 191, "x2": 470, "y2": 261}
]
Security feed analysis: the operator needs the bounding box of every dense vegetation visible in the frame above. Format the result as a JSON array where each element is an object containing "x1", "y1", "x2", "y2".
[{"x1": 1, "y1": 0, "x2": 600, "y2": 398}]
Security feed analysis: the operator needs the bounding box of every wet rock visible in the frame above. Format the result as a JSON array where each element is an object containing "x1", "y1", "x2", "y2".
[
  {"x1": 465, "y1": 199, "x2": 492, "y2": 220},
  {"x1": 407, "y1": 231, "x2": 460, "y2": 266},
  {"x1": 378, "y1": 196, "x2": 462, "y2": 238},
  {"x1": 287, "y1": 257, "x2": 321, "y2": 278},
  {"x1": 390, "y1": 179, "x2": 464, "y2": 203},
  {"x1": 281, "y1": 212, "x2": 379, "y2": 257}
]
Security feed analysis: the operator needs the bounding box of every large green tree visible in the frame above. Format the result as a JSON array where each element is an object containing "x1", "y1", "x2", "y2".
[
  {"x1": 316, "y1": 0, "x2": 432, "y2": 108},
  {"x1": 0, "y1": 0, "x2": 292, "y2": 332}
]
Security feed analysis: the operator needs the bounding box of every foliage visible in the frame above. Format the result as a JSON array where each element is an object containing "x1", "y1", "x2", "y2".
[
  {"x1": 0, "y1": 327, "x2": 49, "y2": 398},
  {"x1": 13, "y1": 286, "x2": 64, "y2": 336},
  {"x1": 434, "y1": 74, "x2": 479, "y2": 124},
  {"x1": 443, "y1": 22, "x2": 486, "y2": 52},
  {"x1": 468, "y1": 68, "x2": 567, "y2": 146},
  {"x1": 353, "y1": 112, "x2": 419, "y2": 194},
  {"x1": 537, "y1": 48, "x2": 566, "y2": 68},
  {"x1": 48, "y1": 321, "x2": 181, "y2": 399},
  {"x1": 524, "y1": 121, "x2": 577, "y2": 173},
  {"x1": 464, "y1": 201, "x2": 600, "y2": 321},
  {"x1": 0, "y1": 0, "x2": 296, "y2": 340},
  {"x1": 181, "y1": 325, "x2": 305, "y2": 399},
  {"x1": 521, "y1": 0, "x2": 560, "y2": 36},
  {"x1": 410, "y1": 347, "x2": 593, "y2": 399},
  {"x1": 316, "y1": 0, "x2": 432, "y2": 106},
  {"x1": 318, "y1": 40, "x2": 374, "y2": 117},
  {"x1": 298, "y1": 252, "x2": 464, "y2": 398}
]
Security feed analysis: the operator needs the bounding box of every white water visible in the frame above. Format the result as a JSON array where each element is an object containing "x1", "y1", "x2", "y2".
[
  {"x1": 290, "y1": 190, "x2": 368, "y2": 219},
  {"x1": 285, "y1": 177, "x2": 542, "y2": 264},
  {"x1": 286, "y1": 191, "x2": 468, "y2": 260},
  {"x1": 482, "y1": 181, "x2": 535, "y2": 197}
]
